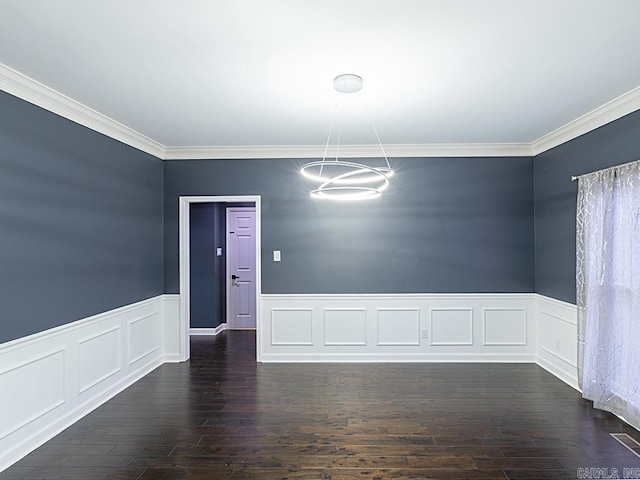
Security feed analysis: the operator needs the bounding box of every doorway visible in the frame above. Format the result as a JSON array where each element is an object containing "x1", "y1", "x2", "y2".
[{"x1": 178, "y1": 195, "x2": 261, "y2": 362}]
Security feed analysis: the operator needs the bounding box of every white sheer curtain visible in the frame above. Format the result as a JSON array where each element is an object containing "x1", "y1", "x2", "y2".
[{"x1": 577, "y1": 160, "x2": 640, "y2": 429}]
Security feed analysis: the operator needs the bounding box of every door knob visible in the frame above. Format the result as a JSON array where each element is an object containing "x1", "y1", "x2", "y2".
[{"x1": 231, "y1": 274, "x2": 239, "y2": 280}]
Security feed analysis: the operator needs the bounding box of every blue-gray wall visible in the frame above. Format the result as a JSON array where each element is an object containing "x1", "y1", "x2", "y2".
[
  {"x1": 189, "y1": 202, "x2": 226, "y2": 328},
  {"x1": 164, "y1": 157, "x2": 535, "y2": 294},
  {"x1": 533, "y1": 109, "x2": 640, "y2": 304},
  {"x1": 0, "y1": 91, "x2": 164, "y2": 344},
  {"x1": 7, "y1": 79, "x2": 637, "y2": 346}
]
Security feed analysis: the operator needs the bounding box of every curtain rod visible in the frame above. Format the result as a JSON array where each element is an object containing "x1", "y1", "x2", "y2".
[{"x1": 571, "y1": 158, "x2": 640, "y2": 182}]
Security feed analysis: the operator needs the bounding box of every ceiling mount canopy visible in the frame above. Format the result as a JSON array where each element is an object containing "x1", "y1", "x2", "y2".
[
  {"x1": 333, "y1": 74, "x2": 363, "y2": 93},
  {"x1": 300, "y1": 74, "x2": 394, "y2": 201}
]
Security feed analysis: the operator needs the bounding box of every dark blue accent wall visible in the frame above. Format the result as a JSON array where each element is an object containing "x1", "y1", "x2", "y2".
[
  {"x1": 533, "y1": 109, "x2": 640, "y2": 304},
  {"x1": 8, "y1": 79, "x2": 636, "y2": 338},
  {"x1": 189, "y1": 202, "x2": 226, "y2": 328},
  {"x1": 0, "y1": 91, "x2": 164, "y2": 344},
  {"x1": 164, "y1": 157, "x2": 535, "y2": 294}
]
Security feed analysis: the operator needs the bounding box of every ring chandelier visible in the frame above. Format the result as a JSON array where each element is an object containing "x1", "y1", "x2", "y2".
[{"x1": 301, "y1": 74, "x2": 394, "y2": 201}]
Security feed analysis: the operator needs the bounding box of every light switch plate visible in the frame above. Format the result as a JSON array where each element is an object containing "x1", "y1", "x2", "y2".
[
  {"x1": 273, "y1": 250, "x2": 281, "y2": 262},
  {"x1": 216, "y1": 248, "x2": 223, "y2": 256}
]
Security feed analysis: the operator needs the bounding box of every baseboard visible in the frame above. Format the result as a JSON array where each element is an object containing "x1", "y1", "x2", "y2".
[
  {"x1": 190, "y1": 324, "x2": 226, "y2": 336},
  {"x1": 537, "y1": 355, "x2": 580, "y2": 392},
  {"x1": 0, "y1": 295, "x2": 178, "y2": 472},
  {"x1": 262, "y1": 353, "x2": 538, "y2": 363}
]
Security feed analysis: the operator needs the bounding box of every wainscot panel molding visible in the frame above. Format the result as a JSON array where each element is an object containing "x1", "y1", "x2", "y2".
[
  {"x1": 534, "y1": 294, "x2": 579, "y2": 390},
  {"x1": 0, "y1": 295, "x2": 181, "y2": 472},
  {"x1": 259, "y1": 294, "x2": 539, "y2": 363}
]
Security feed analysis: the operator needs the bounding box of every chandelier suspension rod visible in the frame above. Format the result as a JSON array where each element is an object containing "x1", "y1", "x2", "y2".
[
  {"x1": 362, "y1": 91, "x2": 391, "y2": 169},
  {"x1": 320, "y1": 95, "x2": 341, "y2": 177}
]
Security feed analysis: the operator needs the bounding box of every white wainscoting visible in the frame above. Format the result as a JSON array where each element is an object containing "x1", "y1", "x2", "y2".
[
  {"x1": 534, "y1": 294, "x2": 579, "y2": 390},
  {"x1": 161, "y1": 294, "x2": 181, "y2": 362},
  {"x1": 0, "y1": 294, "x2": 181, "y2": 472},
  {"x1": 259, "y1": 294, "x2": 538, "y2": 362},
  {"x1": 0, "y1": 292, "x2": 580, "y2": 473}
]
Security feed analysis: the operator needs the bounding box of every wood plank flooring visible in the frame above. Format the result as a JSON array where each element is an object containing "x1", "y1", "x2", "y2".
[{"x1": 3, "y1": 331, "x2": 640, "y2": 479}]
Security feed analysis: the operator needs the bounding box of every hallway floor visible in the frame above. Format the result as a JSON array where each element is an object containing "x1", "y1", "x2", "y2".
[{"x1": 3, "y1": 331, "x2": 640, "y2": 479}]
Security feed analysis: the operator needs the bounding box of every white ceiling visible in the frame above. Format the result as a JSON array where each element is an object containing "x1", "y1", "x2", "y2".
[{"x1": 1, "y1": 0, "x2": 640, "y2": 157}]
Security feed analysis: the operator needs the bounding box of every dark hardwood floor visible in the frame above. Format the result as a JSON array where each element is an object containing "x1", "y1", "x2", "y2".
[{"x1": 3, "y1": 331, "x2": 640, "y2": 479}]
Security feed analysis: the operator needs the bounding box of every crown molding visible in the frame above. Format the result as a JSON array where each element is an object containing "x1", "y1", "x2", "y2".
[
  {"x1": 531, "y1": 85, "x2": 640, "y2": 156},
  {"x1": 164, "y1": 145, "x2": 324, "y2": 160},
  {"x1": 384, "y1": 143, "x2": 533, "y2": 158},
  {"x1": 2, "y1": 62, "x2": 639, "y2": 161},
  {"x1": 0, "y1": 63, "x2": 165, "y2": 159},
  {"x1": 163, "y1": 142, "x2": 533, "y2": 160}
]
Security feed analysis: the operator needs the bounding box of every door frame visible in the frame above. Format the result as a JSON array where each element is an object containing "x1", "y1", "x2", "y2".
[
  {"x1": 226, "y1": 207, "x2": 257, "y2": 328},
  {"x1": 178, "y1": 195, "x2": 262, "y2": 362}
]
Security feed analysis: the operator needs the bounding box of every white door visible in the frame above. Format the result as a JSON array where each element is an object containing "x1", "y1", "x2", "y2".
[{"x1": 226, "y1": 207, "x2": 256, "y2": 329}]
